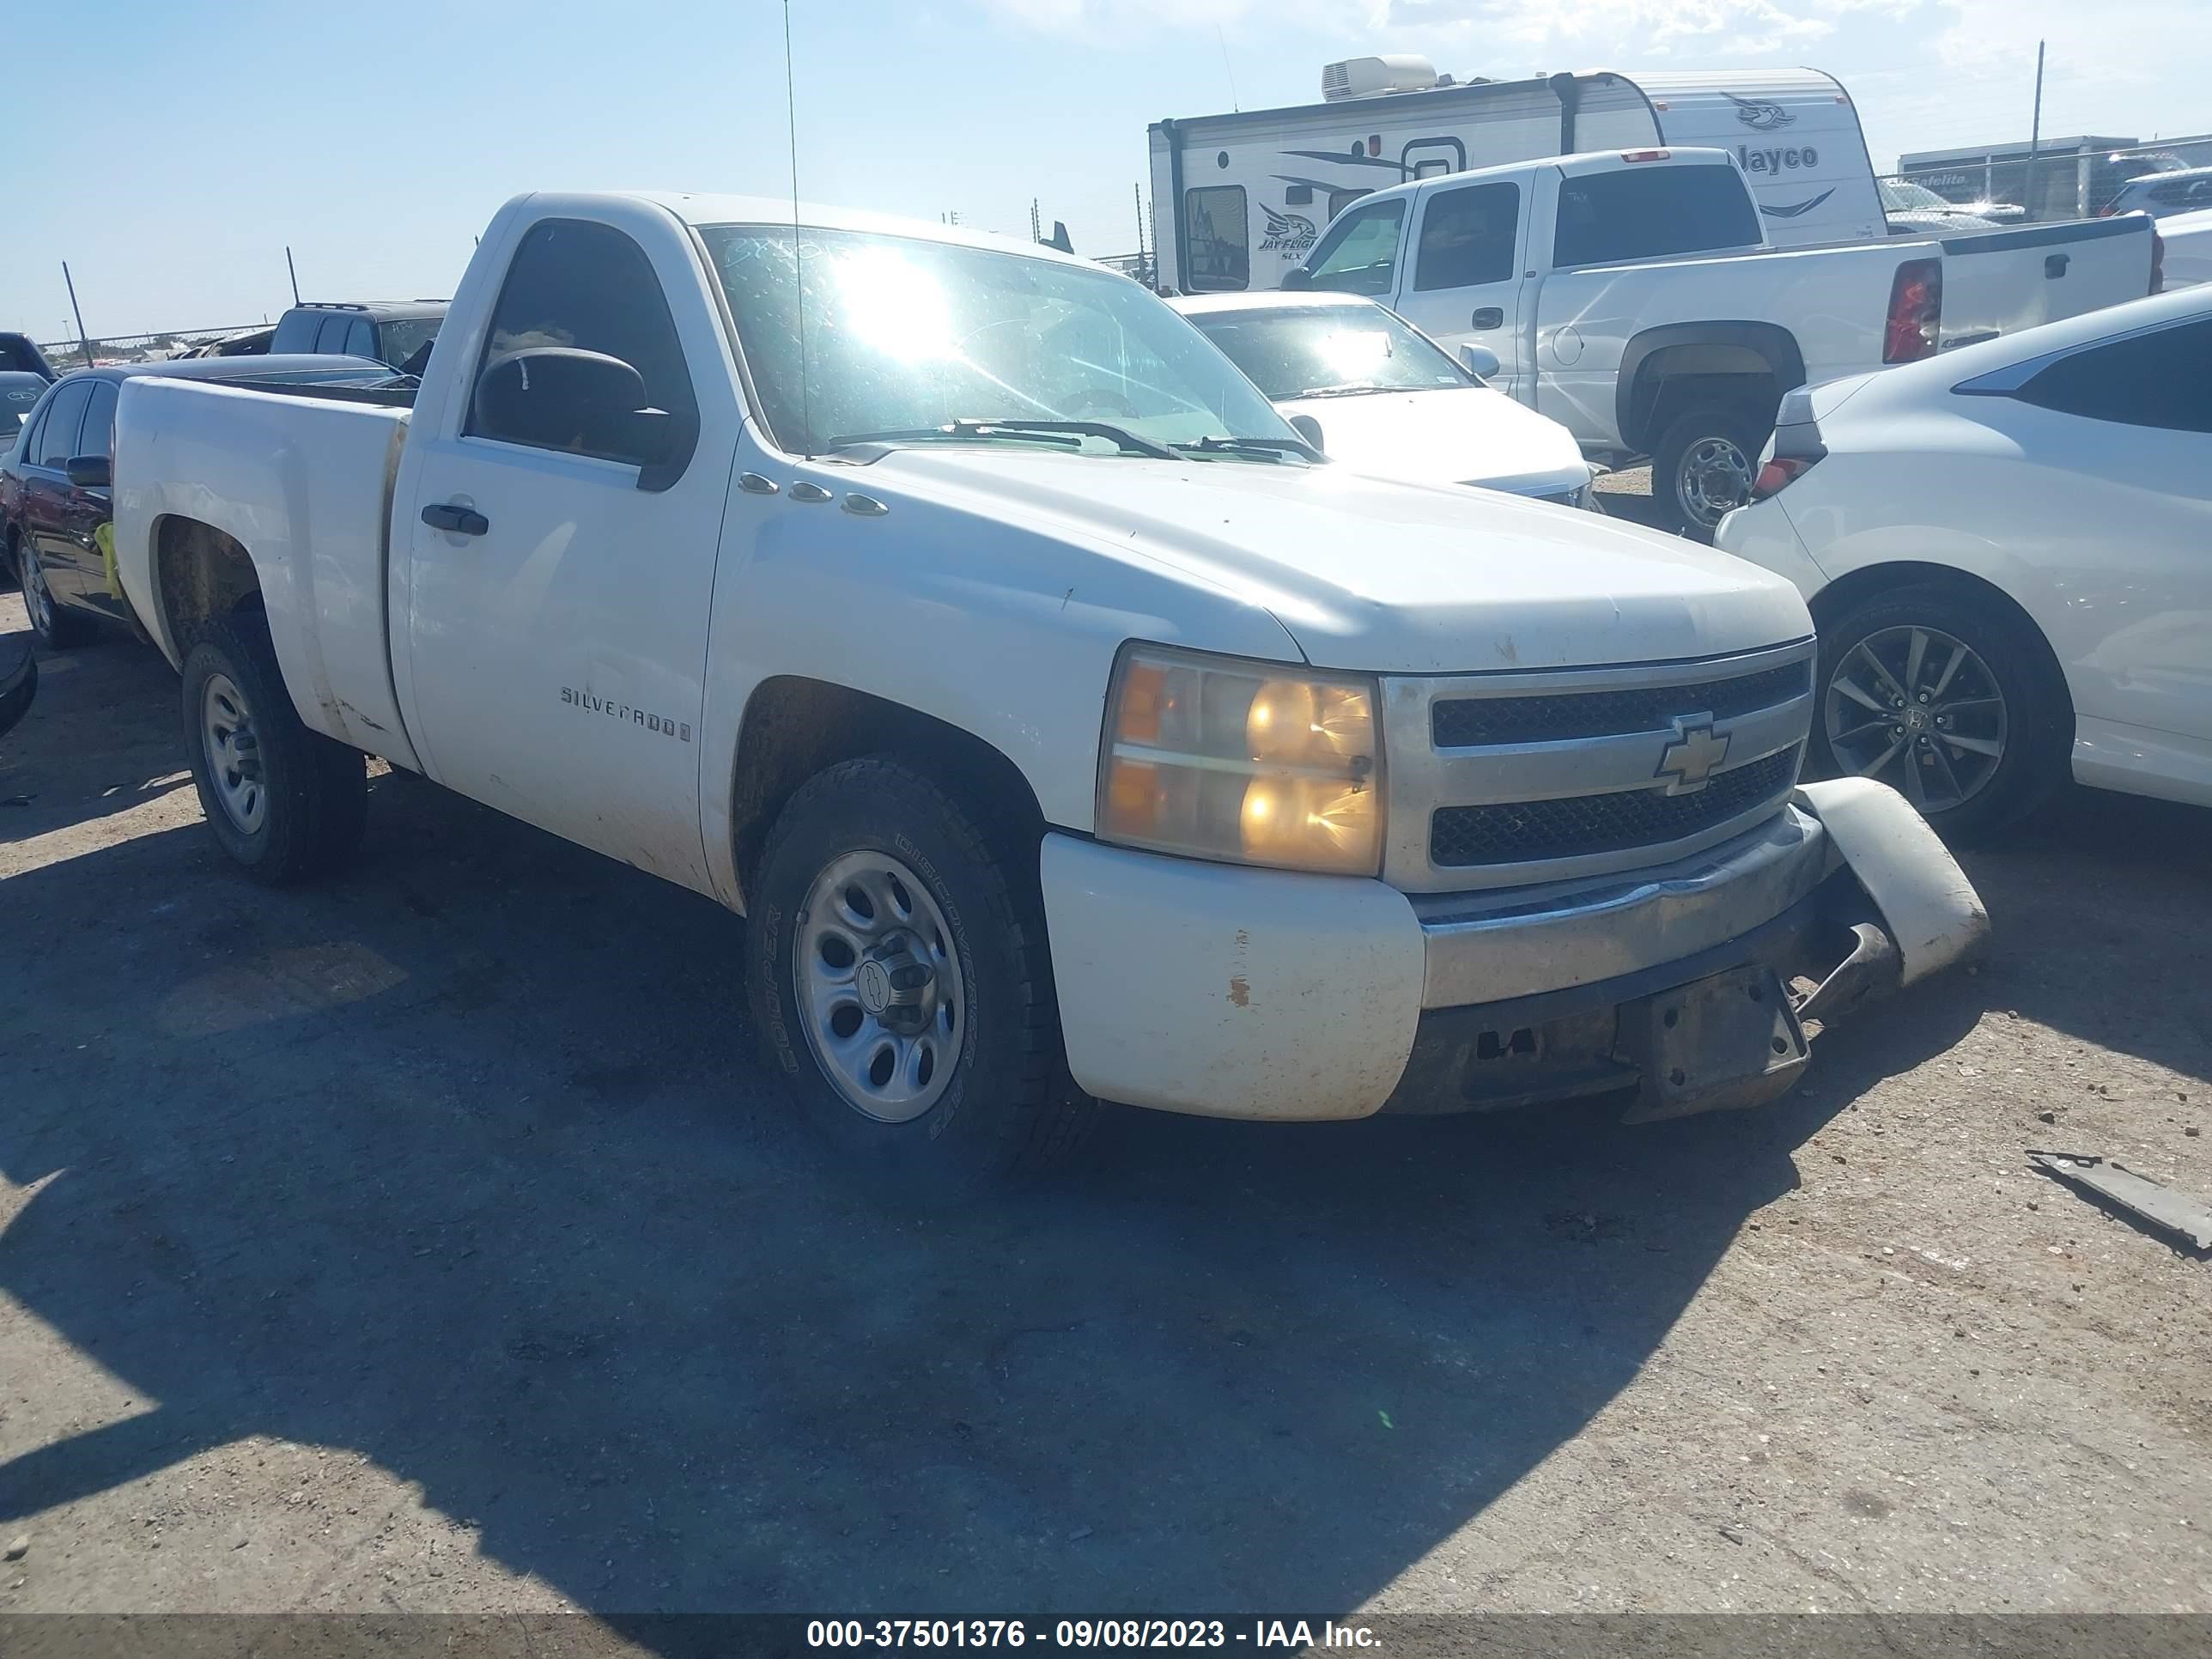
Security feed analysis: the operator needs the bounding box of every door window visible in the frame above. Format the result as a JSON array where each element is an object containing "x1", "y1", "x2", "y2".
[
  {"x1": 76, "y1": 380, "x2": 118, "y2": 462},
  {"x1": 1182, "y1": 186, "x2": 1249, "y2": 292},
  {"x1": 1304, "y1": 198, "x2": 1406, "y2": 295},
  {"x1": 314, "y1": 313, "x2": 356, "y2": 354},
  {"x1": 2012, "y1": 318, "x2": 2212, "y2": 434},
  {"x1": 33, "y1": 380, "x2": 92, "y2": 469},
  {"x1": 1553, "y1": 165, "x2": 1763, "y2": 266},
  {"x1": 345, "y1": 319, "x2": 378, "y2": 359},
  {"x1": 1413, "y1": 183, "x2": 1521, "y2": 291},
  {"x1": 270, "y1": 311, "x2": 320, "y2": 353},
  {"x1": 466, "y1": 217, "x2": 698, "y2": 457}
]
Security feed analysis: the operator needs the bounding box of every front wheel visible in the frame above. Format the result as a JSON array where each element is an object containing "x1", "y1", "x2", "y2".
[
  {"x1": 181, "y1": 611, "x2": 368, "y2": 884},
  {"x1": 1809, "y1": 581, "x2": 2069, "y2": 842},
  {"x1": 1651, "y1": 404, "x2": 1766, "y2": 542},
  {"x1": 744, "y1": 756, "x2": 1093, "y2": 1199}
]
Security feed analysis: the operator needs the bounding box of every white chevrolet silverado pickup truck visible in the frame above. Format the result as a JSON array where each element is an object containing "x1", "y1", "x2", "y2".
[
  {"x1": 112, "y1": 191, "x2": 1987, "y2": 1194},
  {"x1": 1283, "y1": 149, "x2": 2158, "y2": 535}
]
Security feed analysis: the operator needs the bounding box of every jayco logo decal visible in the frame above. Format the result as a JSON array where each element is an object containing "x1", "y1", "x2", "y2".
[
  {"x1": 1738, "y1": 143, "x2": 1820, "y2": 174},
  {"x1": 1726, "y1": 93, "x2": 1796, "y2": 131},
  {"x1": 1258, "y1": 204, "x2": 1318, "y2": 258}
]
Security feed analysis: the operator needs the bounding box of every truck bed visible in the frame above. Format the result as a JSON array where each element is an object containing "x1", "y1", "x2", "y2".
[{"x1": 113, "y1": 374, "x2": 422, "y2": 769}]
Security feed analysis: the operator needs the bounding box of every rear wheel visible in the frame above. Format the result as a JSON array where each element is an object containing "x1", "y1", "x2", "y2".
[
  {"x1": 15, "y1": 540, "x2": 97, "y2": 647},
  {"x1": 1652, "y1": 403, "x2": 1766, "y2": 541},
  {"x1": 181, "y1": 610, "x2": 368, "y2": 883},
  {"x1": 1810, "y1": 581, "x2": 2069, "y2": 842},
  {"x1": 744, "y1": 755, "x2": 1093, "y2": 1200}
]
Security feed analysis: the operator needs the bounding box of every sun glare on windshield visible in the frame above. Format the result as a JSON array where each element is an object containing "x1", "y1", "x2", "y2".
[{"x1": 834, "y1": 246, "x2": 954, "y2": 361}]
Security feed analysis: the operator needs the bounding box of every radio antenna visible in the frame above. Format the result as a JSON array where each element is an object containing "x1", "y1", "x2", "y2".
[{"x1": 782, "y1": 0, "x2": 813, "y2": 458}]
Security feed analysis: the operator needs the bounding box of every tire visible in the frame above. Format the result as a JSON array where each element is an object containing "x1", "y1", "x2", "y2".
[
  {"x1": 745, "y1": 754, "x2": 1094, "y2": 1200},
  {"x1": 181, "y1": 609, "x2": 368, "y2": 884},
  {"x1": 1809, "y1": 580, "x2": 2069, "y2": 843},
  {"x1": 1651, "y1": 403, "x2": 1767, "y2": 542},
  {"x1": 14, "y1": 538, "x2": 98, "y2": 648}
]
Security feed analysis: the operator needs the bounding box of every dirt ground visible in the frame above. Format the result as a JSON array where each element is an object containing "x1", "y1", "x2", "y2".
[{"x1": 1, "y1": 573, "x2": 2208, "y2": 1626}]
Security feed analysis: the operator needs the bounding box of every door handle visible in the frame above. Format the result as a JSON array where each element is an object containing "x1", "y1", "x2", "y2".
[
  {"x1": 1471, "y1": 307, "x2": 1504, "y2": 329},
  {"x1": 421, "y1": 502, "x2": 489, "y2": 537}
]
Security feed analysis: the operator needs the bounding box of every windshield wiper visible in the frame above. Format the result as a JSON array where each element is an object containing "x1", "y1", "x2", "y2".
[
  {"x1": 1173, "y1": 434, "x2": 1323, "y2": 464},
  {"x1": 1289, "y1": 385, "x2": 1388, "y2": 399},
  {"x1": 827, "y1": 418, "x2": 1177, "y2": 459},
  {"x1": 827, "y1": 422, "x2": 1082, "y2": 452}
]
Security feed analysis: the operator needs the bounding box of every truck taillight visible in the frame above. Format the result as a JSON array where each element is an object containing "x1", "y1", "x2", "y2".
[{"x1": 1883, "y1": 258, "x2": 1942, "y2": 363}]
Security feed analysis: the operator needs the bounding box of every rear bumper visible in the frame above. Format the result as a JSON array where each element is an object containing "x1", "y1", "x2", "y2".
[{"x1": 1038, "y1": 782, "x2": 1984, "y2": 1124}]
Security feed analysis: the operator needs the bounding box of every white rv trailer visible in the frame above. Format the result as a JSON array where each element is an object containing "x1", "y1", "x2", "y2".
[{"x1": 1149, "y1": 60, "x2": 1887, "y2": 293}]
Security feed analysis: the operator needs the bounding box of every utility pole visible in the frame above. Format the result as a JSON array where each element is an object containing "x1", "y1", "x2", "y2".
[
  {"x1": 2026, "y1": 40, "x2": 2046, "y2": 216},
  {"x1": 286, "y1": 245, "x2": 301, "y2": 305},
  {"x1": 61, "y1": 262, "x2": 94, "y2": 368}
]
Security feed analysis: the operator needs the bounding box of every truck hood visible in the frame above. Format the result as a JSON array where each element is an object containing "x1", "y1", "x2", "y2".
[
  {"x1": 863, "y1": 449, "x2": 1812, "y2": 675},
  {"x1": 1273, "y1": 385, "x2": 1592, "y2": 498}
]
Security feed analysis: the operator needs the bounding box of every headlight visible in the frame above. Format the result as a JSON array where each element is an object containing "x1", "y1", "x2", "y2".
[{"x1": 1097, "y1": 644, "x2": 1383, "y2": 876}]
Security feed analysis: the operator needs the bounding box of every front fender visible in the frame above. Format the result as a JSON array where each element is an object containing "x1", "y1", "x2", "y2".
[{"x1": 1795, "y1": 776, "x2": 1989, "y2": 986}]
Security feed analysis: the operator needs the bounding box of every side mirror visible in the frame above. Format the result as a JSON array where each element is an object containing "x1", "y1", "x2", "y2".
[
  {"x1": 1280, "y1": 267, "x2": 1315, "y2": 291},
  {"x1": 474, "y1": 347, "x2": 667, "y2": 469},
  {"x1": 1458, "y1": 343, "x2": 1501, "y2": 381},
  {"x1": 65, "y1": 454, "x2": 111, "y2": 489},
  {"x1": 1286, "y1": 413, "x2": 1326, "y2": 453}
]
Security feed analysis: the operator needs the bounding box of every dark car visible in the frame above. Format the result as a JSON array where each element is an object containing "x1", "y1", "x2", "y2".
[
  {"x1": 0, "y1": 333, "x2": 58, "y2": 381},
  {"x1": 1, "y1": 373, "x2": 48, "y2": 445},
  {"x1": 270, "y1": 301, "x2": 445, "y2": 371},
  {"x1": 3, "y1": 356, "x2": 399, "y2": 647}
]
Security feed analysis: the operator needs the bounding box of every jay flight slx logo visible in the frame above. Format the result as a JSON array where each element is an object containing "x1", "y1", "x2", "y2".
[{"x1": 1259, "y1": 204, "x2": 1318, "y2": 257}]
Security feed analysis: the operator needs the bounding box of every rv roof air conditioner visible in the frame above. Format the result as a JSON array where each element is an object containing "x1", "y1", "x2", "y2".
[{"x1": 1321, "y1": 55, "x2": 1443, "y2": 101}]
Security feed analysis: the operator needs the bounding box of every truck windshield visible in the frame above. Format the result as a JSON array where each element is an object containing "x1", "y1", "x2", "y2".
[
  {"x1": 698, "y1": 225, "x2": 1297, "y2": 457},
  {"x1": 1185, "y1": 305, "x2": 1467, "y2": 400}
]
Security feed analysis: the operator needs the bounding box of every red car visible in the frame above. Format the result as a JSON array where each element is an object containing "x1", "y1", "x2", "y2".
[{"x1": 3, "y1": 356, "x2": 398, "y2": 647}]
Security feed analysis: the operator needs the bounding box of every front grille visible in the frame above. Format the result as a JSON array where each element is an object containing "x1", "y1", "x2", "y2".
[
  {"x1": 1430, "y1": 747, "x2": 1802, "y2": 869},
  {"x1": 1432, "y1": 660, "x2": 1811, "y2": 749}
]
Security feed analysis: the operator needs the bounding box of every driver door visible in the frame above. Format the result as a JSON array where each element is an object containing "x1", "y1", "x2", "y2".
[
  {"x1": 1390, "y1": 180, "x2": 1530, "y2": 400},
  {"x1": 395, "y1": 212, "x2": 740, "y2": 892}
]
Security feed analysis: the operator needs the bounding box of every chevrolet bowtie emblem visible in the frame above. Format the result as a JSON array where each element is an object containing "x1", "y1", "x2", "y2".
[{"x1": 1656, "y1": 718, "x2": 1730, "y2": 794}]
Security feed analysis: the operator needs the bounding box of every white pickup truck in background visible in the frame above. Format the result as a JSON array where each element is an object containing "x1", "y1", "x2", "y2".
[
  {"x1": 1279, "y1": 148, "x2": 2159, "y2": 534},
  {"x1": 112, "y1": 190, "x2": 1985, "y2": 1195}
]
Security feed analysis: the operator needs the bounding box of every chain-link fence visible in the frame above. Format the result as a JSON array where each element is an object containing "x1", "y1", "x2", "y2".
[
  {"x1": 1889, "y1": 134, "x2": 2212, "y2": 222},
  {"x1": 32, "y1": 323, "x2": 272, "y2": 369}
]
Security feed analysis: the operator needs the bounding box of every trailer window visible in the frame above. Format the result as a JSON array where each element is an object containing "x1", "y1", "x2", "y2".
[
  {"x1": 1326, "y1": 189, "x2": 1370, "y2": 222},
  {"x1": 1304, "y1": 199, "x2": 1406, "y2": 296},
  {"x1": 1182, "y1": 187, "x2": 1249, "y2": 291},
  {"x1": 1413, "y1": 183, "x2": 1520, "y2": 291},
  {"x1": 1553, "y1": 166, "x2": 1762, "y2": 266}
]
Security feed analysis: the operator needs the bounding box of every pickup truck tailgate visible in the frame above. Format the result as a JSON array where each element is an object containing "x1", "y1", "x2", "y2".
[{"x1": 1936, "y1": 216, "x2": 2154, "y2": 347}]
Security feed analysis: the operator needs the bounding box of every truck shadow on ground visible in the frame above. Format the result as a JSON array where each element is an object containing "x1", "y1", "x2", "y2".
[{"x1": 0, "y1": 752, "x2": 1987, "y2": 1626}]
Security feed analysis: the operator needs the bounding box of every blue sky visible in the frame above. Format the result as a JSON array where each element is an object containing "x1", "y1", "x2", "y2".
[{"x1": 9, "y1": 0, "x2": 2208, "y2": 340}]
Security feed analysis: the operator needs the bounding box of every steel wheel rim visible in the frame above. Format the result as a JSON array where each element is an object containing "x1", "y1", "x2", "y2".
[
  {"x1": 1677, "y1": 435, "x2": 1753, "y2": 528},
  {"x1": 200, "y1": 671, "x2": 266, "y2": 835},
  {"x1": 1825, "y1": 624, "x2": 2008, "y2": 814},
  {"x1": 793, "y1": 849, "x2": 963, "y2": 1124},
  {"x1": 18, "y1": 550, "x2": 52, "y2": 635}
]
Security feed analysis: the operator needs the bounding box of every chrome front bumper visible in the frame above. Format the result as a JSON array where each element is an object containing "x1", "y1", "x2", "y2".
[{"x1": 1413, "y1": 805, "x2": 1840, "y2": 1010}]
